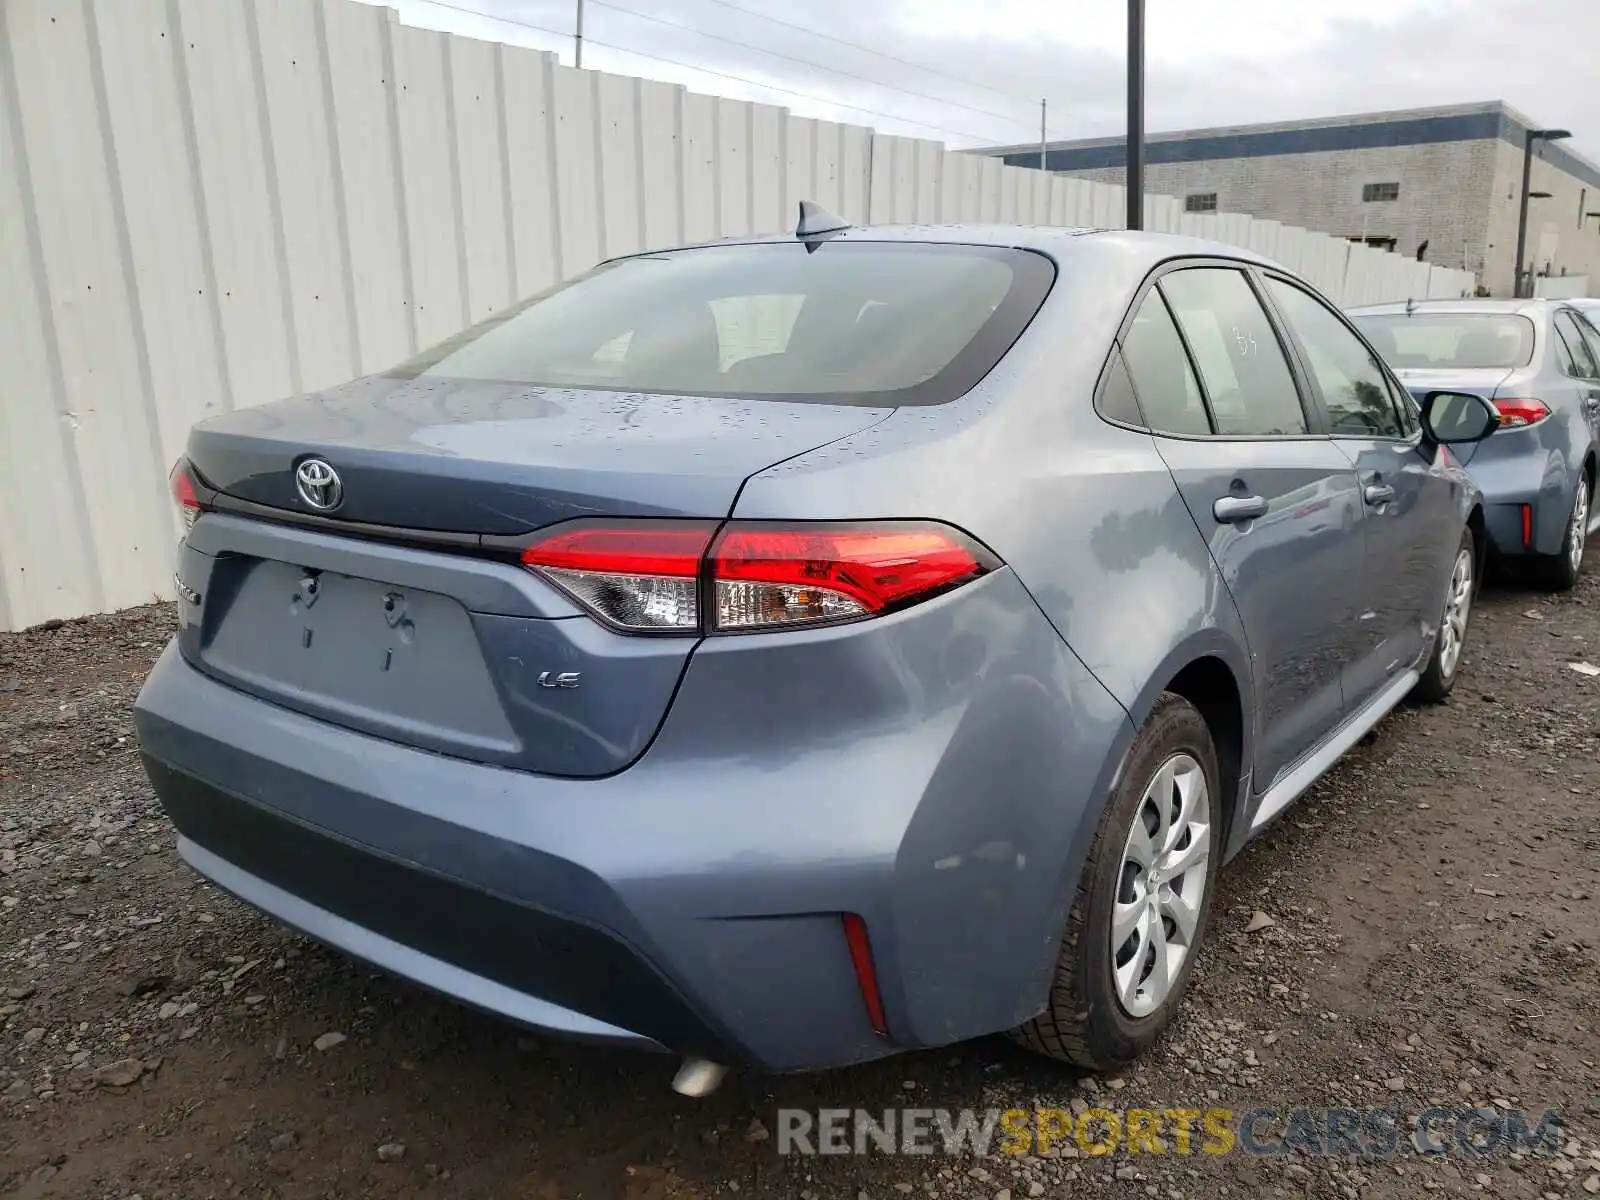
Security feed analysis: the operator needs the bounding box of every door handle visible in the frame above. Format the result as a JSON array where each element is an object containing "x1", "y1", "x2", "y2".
[
  {"x1": 1364, "y1": 484, "x2": 1396, "y2": 507},
  {"x1": 1214, "y1": 494, "x2": 1268, "y2": 524}
]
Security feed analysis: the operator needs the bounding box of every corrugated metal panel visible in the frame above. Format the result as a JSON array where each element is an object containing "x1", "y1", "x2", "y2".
[{"x1": 0, "y1": 0, "x2": 1479, "y2": 630}]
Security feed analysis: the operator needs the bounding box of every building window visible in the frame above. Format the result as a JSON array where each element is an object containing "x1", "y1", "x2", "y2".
[
  {"x1": 1362, "y1": 182, "x2": 1400, "y2": 202},
  {"x1": 1184, "y1": 192, "x2": 1218, "y2": 213}
]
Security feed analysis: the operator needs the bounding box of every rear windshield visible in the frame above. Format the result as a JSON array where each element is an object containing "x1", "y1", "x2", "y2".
[
  {"x1": 390, "y1": 242, "x2": 1054, "y2": 406},
  {"x1": 1351, "y1": 313, "x2": 1536, "y2": 370}
]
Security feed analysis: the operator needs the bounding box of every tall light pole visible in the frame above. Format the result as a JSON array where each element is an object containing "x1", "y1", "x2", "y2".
[
  {"x1": 574, "y1": 0, "x2": 585, "y2": 68},
  {"x1": 1514, "y1": 127, "x2": 1570, "y2": 296},
  {"x1": 1126, "y1": 0, "x2": 1145, "y2": 230}
]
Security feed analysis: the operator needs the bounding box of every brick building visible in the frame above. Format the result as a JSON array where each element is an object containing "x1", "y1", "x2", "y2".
[{"x1": 982, "y1": 102, "x2": 1600, "y2": 296}]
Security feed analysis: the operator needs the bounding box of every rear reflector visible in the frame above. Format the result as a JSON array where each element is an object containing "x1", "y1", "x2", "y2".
[
  {"x1": 841, "y1": 913, "x2": 889, "y2": 1036},
  {"x1": 521, "y1": 519, "x2": 996, "y2": 636},
  {"x1": 1522, "y1": 503, "x2": 1534, "y2": 549},
  {"x1": 169, "y1": 458, "x2": 202, "y2": 530},
  {"x1": 521, "y1": 524, "x2": 714, "y2": 632},
  {"x1": 1493, "y1": 398, "x2": 1551, "y2": 429}
]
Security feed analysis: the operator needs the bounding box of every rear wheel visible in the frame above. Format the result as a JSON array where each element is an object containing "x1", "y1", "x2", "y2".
[
  {"x1": 1540, "y1": 473, "x2": 1589, "y2": 592},
  {"x1": 1412, "y1": 529, "x2": 1475, "y2": 703},
  {"x1": 1012, "y1": 694, "x2": 1220, "y2": 1069}
]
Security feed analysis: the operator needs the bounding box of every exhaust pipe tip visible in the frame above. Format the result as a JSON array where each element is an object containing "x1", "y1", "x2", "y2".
[{"x1": 671, "y1": 1057, "x2": 728, "y2": 1098}]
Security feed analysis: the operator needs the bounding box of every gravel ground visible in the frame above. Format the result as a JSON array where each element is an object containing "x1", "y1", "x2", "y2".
[{"x1": 2, "y1": 554, "x2": 1598, "y2": 1200}]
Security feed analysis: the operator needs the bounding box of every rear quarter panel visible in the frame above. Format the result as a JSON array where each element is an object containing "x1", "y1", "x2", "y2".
[
  {"x1": 1466, "y1": 363, "x2": 1593, "y2": 554},
  {"x1": 731, "y1": 257, "x2": 1256, "y2": 1019}
]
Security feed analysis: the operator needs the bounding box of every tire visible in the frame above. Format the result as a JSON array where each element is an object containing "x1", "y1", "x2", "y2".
[
  {"x1": 1411, "y1": 528, "x2": 1476, "y2": 704},
  {"x1": 1012, "y1": 694, "x2": 1221, "y2": 1070},
  {"x1": 1539, "y1": 472, "x2": 1590, "y2": 592}
]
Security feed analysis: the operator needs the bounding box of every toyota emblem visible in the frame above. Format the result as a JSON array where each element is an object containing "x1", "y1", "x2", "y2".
[{"x1": 295, "y1": 458, "x2": 343, "y2": 511}]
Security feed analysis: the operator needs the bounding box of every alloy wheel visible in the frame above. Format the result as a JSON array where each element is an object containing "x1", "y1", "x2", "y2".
[
  {"x1": 1111, "y1": 752, "x2": 1211, "y2": 1018},
  {"x1": 1439, "y1": 546, "x2": 1474, "y2": 680},
  {"x1": 1570, "y1": 477, "x2": 1590, "y2": 575}
]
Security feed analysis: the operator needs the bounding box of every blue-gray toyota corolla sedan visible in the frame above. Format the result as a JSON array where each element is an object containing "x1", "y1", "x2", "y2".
[
  {"x1": 1350, "y1": 298, "x2": 1600, "y2": 590},
  {"x1": 135, "y1": 212, "x2": 1500, "y2": 1091}
]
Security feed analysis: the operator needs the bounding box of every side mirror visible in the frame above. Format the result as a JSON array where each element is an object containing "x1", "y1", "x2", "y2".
[{"x1": 1421, "y1": 390, "x2": 1499, "y2": 445}]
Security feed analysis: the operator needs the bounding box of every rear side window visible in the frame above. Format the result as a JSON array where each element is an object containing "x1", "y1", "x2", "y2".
[
  {"x1": 1159, "y1": 268, "x2": 1309, "y2": 436},
  {"x1": 1266, "y1": 278, "x2": 1406, "y2": 438},
  {"x1": 389, "y1": 242, "x2": 1055, "y2": 407},
  {"x1": 1576, "y1": 313, "x2": 1600, "y2": 376},
  {"x1": 1095, "y1": 348, "x2": 1145, "y2": 427},
  {"x1": 1553, "y1": 311, "x2": 1600, "y2": 379},
  {"x1": 1122, "y1": 290, "x2": 1209, "y2": 436}
]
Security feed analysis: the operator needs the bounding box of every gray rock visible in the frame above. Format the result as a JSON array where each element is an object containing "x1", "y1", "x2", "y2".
[
  {"x1": 95, "y1": 1058, "x2": 145, "y2": 1087},
  {"x1": 312, "y1": 1031, "x2": 346, "y2": 1052},
  {"x1": 269, "y1": 1132, "x2": 298, "y2": 1152},
  {"x1": 377, "y1": 1142, "x2": 406, "y2": 1162},
  {"x1": 3, "y1": 1077, "x2": 31, "y2": 1103}
]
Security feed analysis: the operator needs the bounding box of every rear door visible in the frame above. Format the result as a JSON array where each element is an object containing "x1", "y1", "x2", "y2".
[
  {"x1": 1555, "y1": 309, "x2": 1600, "y2": 448},
  {"x1": 1261, "y1": 275, "x2": 1452, "y2": 709},
  {"x1": 1124, "y1": 265, "x2": 1365, "y2": 793}
]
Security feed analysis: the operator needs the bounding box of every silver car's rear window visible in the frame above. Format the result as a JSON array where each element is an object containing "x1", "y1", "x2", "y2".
[
  {"x1": 1351, "y1": 313, "x2": 1536, "y2": 370},
  {"x1": 391, "y1": 242, "x2": 1055, "y2": 406}
]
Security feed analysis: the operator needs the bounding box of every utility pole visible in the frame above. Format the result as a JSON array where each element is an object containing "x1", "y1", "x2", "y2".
[
  {"x1": 574, "y1": 0, "x2": 585, "y2": 68},
  {"x1": 1126, "y1": 0, "x2": 1145, "y2": 230},
  {"x1": 1514, "y1": 127, "x2": 1571, "y2": 297},
  {"x1": 1040, "y1": 99, "x2": 1047, "y2": 172}
]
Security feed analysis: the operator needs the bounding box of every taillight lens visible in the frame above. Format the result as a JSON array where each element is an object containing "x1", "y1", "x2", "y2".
[
  {"x1": 1492, "y1": 398, "x2": 1550, "y2": 429},
  {"x1": 169, "y1": 458, "x2": 202, "y2": 530},
  {"x1": 519, "y1": 520, "x2": 996, "y2": 635},
  {"x1": 710, "y1": 523, "x2": 992, "y2": 630},
  {"x1": 520, "y1": 523, "x2": 715, "y2": 632}
]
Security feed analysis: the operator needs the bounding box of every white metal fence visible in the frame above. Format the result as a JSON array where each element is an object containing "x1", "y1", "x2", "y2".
[{"x1": 0, "y1": 0, "x2": 1477, "y2": 632}]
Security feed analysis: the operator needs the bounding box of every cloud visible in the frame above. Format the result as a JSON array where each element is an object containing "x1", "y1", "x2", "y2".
[{"x1": 382, "y1": 0, "x2": 1600, "y2": 160}]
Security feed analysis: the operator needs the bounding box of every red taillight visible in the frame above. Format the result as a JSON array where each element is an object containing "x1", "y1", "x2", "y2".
[
  {"x1": 518, "y1": 519, "x2": 996, "y2": 635},
  {"x1": 520, "y1": 523, "x2": 714, "y2": 632},
  {"x1": 169, "y1": 458, "x2": 202, "y2": 530},
  {"x1": 710, "y1": 523, "x2": 992, "y2": 631},
  {"x1": 841, "y1": 913, "x2": 888, "y2": 1036},
  {"x1": 1492, "y1": 398, "x2": 1551, "y2": 429}
]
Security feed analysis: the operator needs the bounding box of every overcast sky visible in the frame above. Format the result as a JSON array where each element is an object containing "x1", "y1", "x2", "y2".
[{"x1": 364, "y1": 0, "x2": 1600, "y2": 161}]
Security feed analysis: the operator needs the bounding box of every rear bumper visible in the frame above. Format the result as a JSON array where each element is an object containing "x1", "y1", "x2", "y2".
[
  {"x1": 1466, "y1": 436, "x2": 1581, "y2": 558},
  {"x1": 147, "y1": 756, "x2": 693, "y2": 1053},
  {"x1": 134, "y1": 569, "x2": 1131, "y2": 1072}
]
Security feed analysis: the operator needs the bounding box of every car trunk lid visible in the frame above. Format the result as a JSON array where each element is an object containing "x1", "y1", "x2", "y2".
[
  {"x1": 189, "y1": 375, "x2": 889, "y2": 532},
  {"x1": 1391, "y1": 367, "x2": 1515, "y2": 466},
  {"x1": 179, "y1": 376, "x2": 891, "y2": 776}
]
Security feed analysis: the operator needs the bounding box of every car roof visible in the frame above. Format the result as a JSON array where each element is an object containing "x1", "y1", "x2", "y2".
[
  {"x1": 1346, "y1": 297, "x2": 1564, "y2": 318},
  {"x1": 631, "y1": 223, "x2": 1281, "y2": 277}
]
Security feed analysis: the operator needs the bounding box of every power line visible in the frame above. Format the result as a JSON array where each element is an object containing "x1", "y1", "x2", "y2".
[
  {"x1": 416, "y1": 0, "x2": 1008, "y2": 144},
  {"x1": 693, "y1": 0, "x2": 1045, "y2": 113},
  {"x1": 587, "y1": 0, "x2": 1045, "y2": 137}
]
